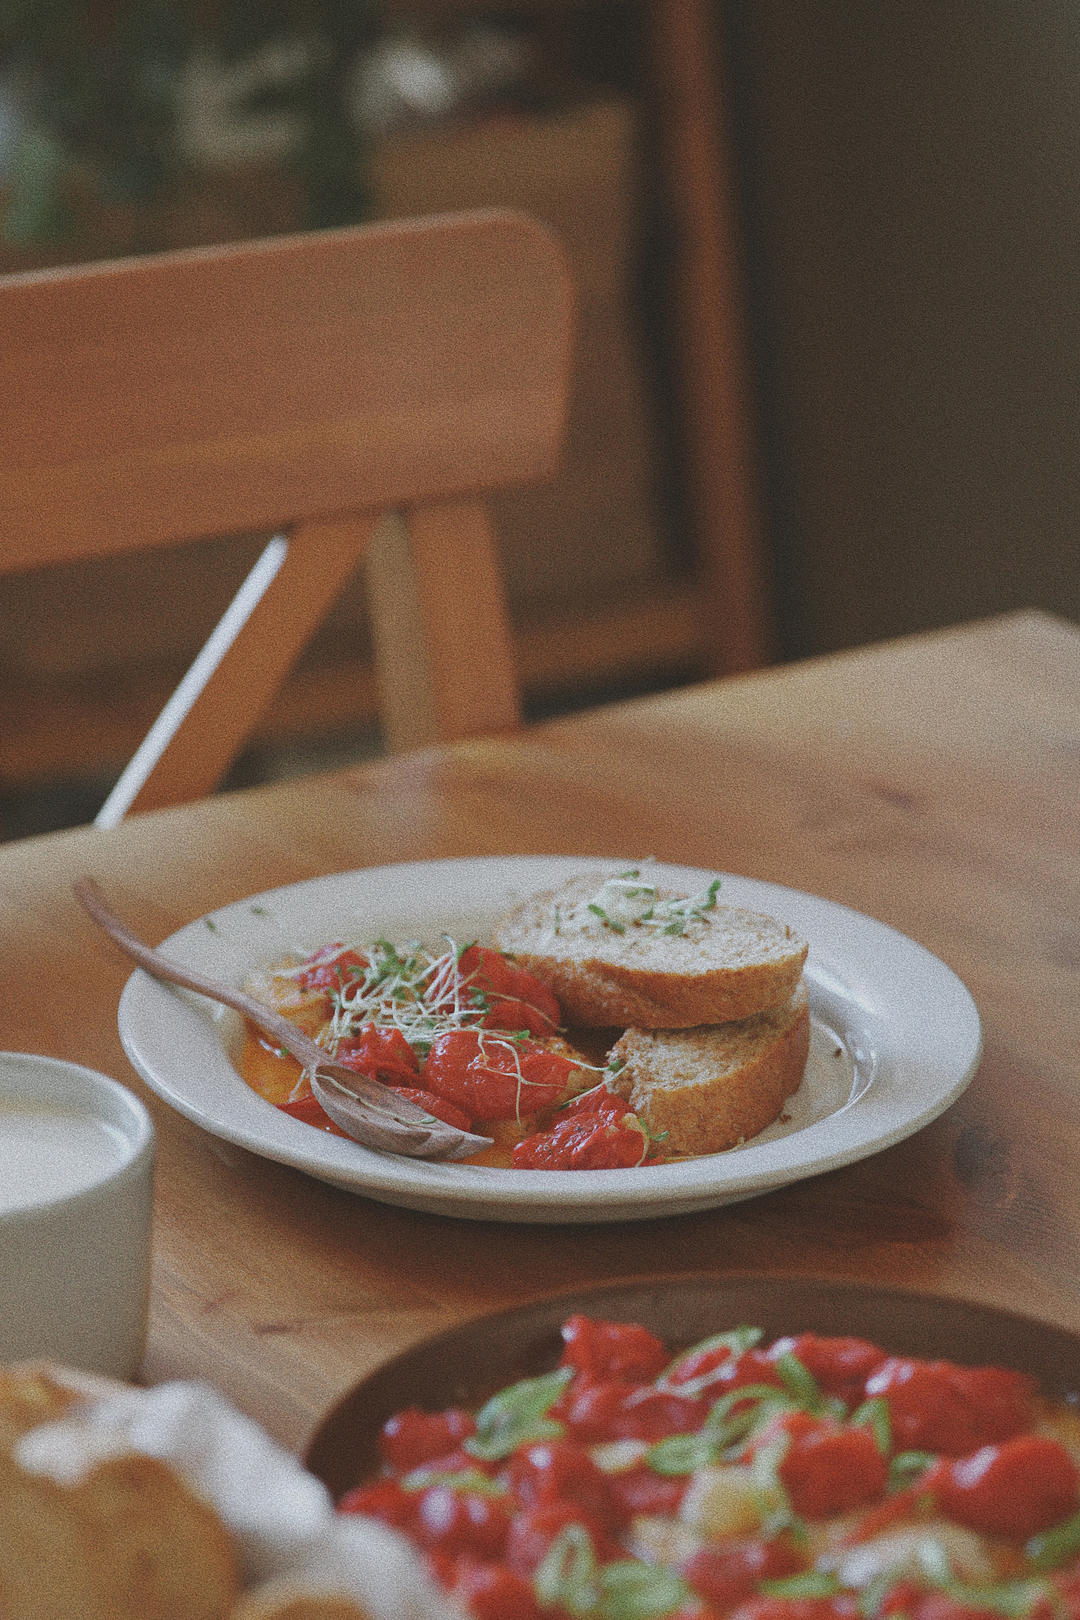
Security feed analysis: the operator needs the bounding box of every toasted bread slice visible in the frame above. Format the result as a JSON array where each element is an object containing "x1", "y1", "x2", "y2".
[
  {"x1": 493, "y1": 873, "x2": 808, "y2": 1028},
  {"x1": 609, "y1": 981, "x2": 810, "y2": 1156}
]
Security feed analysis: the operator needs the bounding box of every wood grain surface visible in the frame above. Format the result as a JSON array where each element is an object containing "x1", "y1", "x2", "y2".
[{"x1": 1, "y1": 609, "x2": 1077, "y2": 1452}]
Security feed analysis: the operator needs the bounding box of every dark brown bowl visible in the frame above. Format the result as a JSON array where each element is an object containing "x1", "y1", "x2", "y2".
[{"x1": 305, "y1": 1273, "x2": 1080, "y2": 1502}]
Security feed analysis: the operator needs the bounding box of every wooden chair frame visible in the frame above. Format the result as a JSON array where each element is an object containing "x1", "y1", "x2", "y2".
[{"x1": 0, "y1": 209, "x2": 574, "y2": 823}]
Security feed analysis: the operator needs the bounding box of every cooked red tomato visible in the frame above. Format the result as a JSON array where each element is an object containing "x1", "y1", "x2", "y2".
[
  {"x1": 413, "y1": 1484, "x2": 511, "y2": 1560},
  {"x1": 445, "y1": 1555, "x2": 550, "y2": 1620},
  {"x1": 559, "y1": 1314, "x2": 669, "y2": 1382},
  {"x1": 507, "y1": 1438, "x2": 625, "y2": 1528},
  {"x1": 277, "y1": 1092, "x2": 349, "y2": 1134},
  {"x1": 757, "y1": 1410, "x2": 888, "y2": 1519},
  {"x1": 681, "y1": 1536, "x2": 808, "y2": 1610},
  {"x1": 422, "y1": 1030, "x2": 578, "y2": 1122},
  {"x1": 337, "y1": 1474, "x2": 416, "y2": 1529},
  {"x1": 455, "y1": 945, "x2": 560, "y2": 1036},
  {"x1": 703, "y1": 1345, "x2": 787, "y2": 1397},
  {"x1": 504, "y1": 1499, "x2": 622, "y2": 1575},
  {"x1": 560, "y1": 1377, "x2": 710, "y2": 1442},
  {"x1": 907, "y1": 1597, "x2": 1049, "y2": 1620},
  {"x1": 729, "y1": 1599, "x2": 857, "y2": 1620},
  {"x1": 864, "y1": 1357, "x2": 1035, "y2": 1455},
  {"x1": 513, "y1": 1112, "x2": 651, "y2": 1170},
  {"x1": 334, "y1": 1025, "x2": 420, "y2": 1083},
  {"x1": 606, "y1": 1462, "x2": 688, "y2": 1518},
  {"x1": 294, "y1": 944, "x2": 368, "y2": 995},
  {"x1": 933, "y1": 1434, "x2": 1080, "y2": 1538},
  {"x1": 766, "y1": 1334, "x2": 886, "y2": 1403},
  {"x1": 379, "y1": 1405, "x2": 477, "y2": 1472},
  {"x1": 389, "y1": 1086, "x2": 474, "y2": 1133}
]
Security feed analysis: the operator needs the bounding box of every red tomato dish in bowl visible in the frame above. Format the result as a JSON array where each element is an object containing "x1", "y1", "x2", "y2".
[
  {"x1": 306, "y1": 1277, "x2": 1080, "y2": 1620},
  {"x1": 240, "y1": 937, "x2": 669, "y2": 1170}
]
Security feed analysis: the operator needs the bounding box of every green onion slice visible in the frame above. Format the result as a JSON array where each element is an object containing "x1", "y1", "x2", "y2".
[{"x1": 464, "y1": 1366, "x2": 573, "y2": 1461}]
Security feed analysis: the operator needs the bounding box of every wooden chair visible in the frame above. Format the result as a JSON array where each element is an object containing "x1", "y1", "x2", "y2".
[{"x1": 0, "y1": 209, "x2": 574, "y2": 826}]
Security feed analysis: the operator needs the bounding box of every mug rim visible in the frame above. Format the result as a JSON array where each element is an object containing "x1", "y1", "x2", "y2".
[{"x1": 0, "y1": 1050, "x2": 154, "y2": 1223}]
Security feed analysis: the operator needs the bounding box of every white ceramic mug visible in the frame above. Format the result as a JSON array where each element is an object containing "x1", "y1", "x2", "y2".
[{"x1": 0, "y1": 1052, "x2": 155, "y2": 1378}]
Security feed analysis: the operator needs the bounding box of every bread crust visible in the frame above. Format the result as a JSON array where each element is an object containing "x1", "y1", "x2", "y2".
[
  {"x1": 0, "y1": 1371, "x2": 239, "y2": 1620},
  {"x1": 493, "y1": 877, "x2": 808, "y2": 1029},
  {"x1": 609, "y1": 983, "x2": 810, "y2": 1156}
]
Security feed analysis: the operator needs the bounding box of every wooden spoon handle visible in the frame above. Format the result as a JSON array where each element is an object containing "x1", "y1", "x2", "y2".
[{"x1": 72, "y1": 876, "x2": 492, "y2": 1160}]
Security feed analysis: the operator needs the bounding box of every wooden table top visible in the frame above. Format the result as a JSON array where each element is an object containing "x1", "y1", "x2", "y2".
[{"x1": 2, "y1": 607, "x2": 1078, "y2": 1454}]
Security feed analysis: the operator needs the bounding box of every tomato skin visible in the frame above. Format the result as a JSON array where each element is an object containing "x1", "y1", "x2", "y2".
[
  {"x1": 766, "y1": 1334, "x2": 886, "y2": 1403},
  {"x1": 681, "y1": 1535, "x2": 807, "y2": 1610},
  {"x1": 559, "y1": 1314, "x2": 669, "y2": 1382},
  {"x1": 513, "y1": 1112, "x2": 651, "y2": 1170},
  {"x1": 504, "y1": 1499, "x2": 621, "y2": 1575},
  {"x1": 295, "y1": 944, "x2": 368, "y2": 995},
  {"x1": 423, "y1": 1030, "x2": 576, "y2": 1122},
  {"x1": 762, "y1": 1411, "x2": 887, "y2": 1519},
  {"x1": 729, "y1": 1598, "x2": 858, "y2": 1620},
  {"x1": 933, "y1": 1434, "x2": 1080, "y2": 1539},
  {"x1": 704, "y1": 1346, "x2": 786, "y2": 1397},
  {"x1": 507, "y1": 1438, "x2": 625, "y2": 1528},
  {"x1": 413, "y1": 1484, "x2": 511, "y2": 1560},
  {"x1": 336, "y1": 1475, "x2": 416, "y2": 1529},
  {"x1": 456, "y1": 945, "x2": 561, "y2": 1036},
  {"x1": 560, "y1": 1377, "x2": 710, "y2": 1442},
  {"x1": 864, "y1": 1357, "x2": 1035, "y2": 1455},
  {"x1": 845, "y1": 1478, "x2": 932, "y2": 1545},
  {"x1": 443, "y1": 1554, "x2": 552, "y2": 1620},
  {"x1": 334, "y1": 1024, "x2": 420, "y2": 1083},
  {"x1": 1049, "y1": 1570, "x2": 1080, "y2": 1620},
  {"x1": 378, "y1": 1406, "x2": 477, "y2": 1471},
  {"x1": 664, "y1": 1341, "x2": 739, "y2": 1390},
  {"x1": 606, "y1": 1462, "x2": 688, "y2": 1518},
  {"x1": 910, "y1": 1597, "x2": 1053, "y2": 1620},
  {"x1": 277, "y1": 1092, "x2": 349, "y2": 1134},
  {"x1": 389, "y1": 1086, "x2": 474, "y2": 1133}
]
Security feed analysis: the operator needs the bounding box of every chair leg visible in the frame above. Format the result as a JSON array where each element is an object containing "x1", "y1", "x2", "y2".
[
  {"x1": 365, "y1": 502, "x2": 521, "y2": 754},
  {"x1": 96, "y1": 515, "x2": 379, "y2": 823}
]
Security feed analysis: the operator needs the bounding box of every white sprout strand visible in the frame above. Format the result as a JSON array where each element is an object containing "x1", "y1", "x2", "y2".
[
  {"x1": 577, "y1": 866, "x2": 724, "y2": 936},
  {"x1": 269, "y1": 935, "x2": 609, "y2": 1121},
  {"x1": 328, "y1": 939, "x2": 461, "y2": 1052},
  {"x1": 466, "y1": 1028, "x2": 604, "y2": 1128}
]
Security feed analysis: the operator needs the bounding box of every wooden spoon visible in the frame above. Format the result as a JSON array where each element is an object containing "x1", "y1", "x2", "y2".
[{"x1": 73, "y1": 876, "x2": 493, "y2": 1162}]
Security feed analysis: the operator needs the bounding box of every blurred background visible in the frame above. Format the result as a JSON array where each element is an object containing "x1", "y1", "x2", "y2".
[{"x1": 2, "y1": 1, "x2": 1078, "y2": 839}]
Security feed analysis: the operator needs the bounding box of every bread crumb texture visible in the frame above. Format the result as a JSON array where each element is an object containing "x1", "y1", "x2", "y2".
[
  {"x1": 610, "y1": 983, "x2": 810, "y2": 1155},
  {"x1": 494, "y1": 874, "x2": 808, "y2": 1028}
]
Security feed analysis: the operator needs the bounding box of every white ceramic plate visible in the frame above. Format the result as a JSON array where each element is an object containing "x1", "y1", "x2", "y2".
[{"x1": 117, "y1": 856, "x2": 982, "y2": 1224}]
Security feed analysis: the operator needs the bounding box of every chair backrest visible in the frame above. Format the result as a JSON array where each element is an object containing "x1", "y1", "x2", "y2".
[{"x1": 0, "y1": 209, "x2": 574, "y2": 823}]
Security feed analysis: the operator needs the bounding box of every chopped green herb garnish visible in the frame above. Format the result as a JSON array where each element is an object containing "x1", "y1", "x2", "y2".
[
  {"x1": 762, "y1": 1572, "x2": 842, "y2": 1600},
  {"x1": 646, "y1": 1431, "x2": 722, "y2": 1476},
  {"x1": 574, "y1": 866, "x2": 723, "y2": 937},
  {"x1": 401, "y1": 1466, "x2": 506, "y2": 1495},
  {"x1": 774, "y1": 1350, "x2": 825, "y2": 1409},
  {"x1": 587, "y1": 902, "x2": 626, "y2": 934},
  {"x1": 851, "y1": 1395, "x2": 892, "y2": 1456},
  {"x1": 464, "y1": 1366, "x2": 573, "y2": 1462},
  {"x1": 1027, "y1": 1509, "x2": 1080, "y2": 1572},
  {"x1": 888, "y1": 1449, "x2": 937, "y2": 1492}
]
